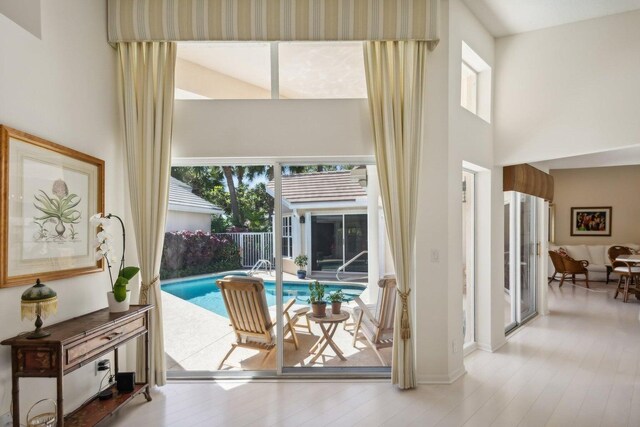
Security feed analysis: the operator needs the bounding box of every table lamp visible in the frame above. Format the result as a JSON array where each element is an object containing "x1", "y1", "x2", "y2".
[{"x1": 21, "y1": 279, "x2": 58, "y2": 339}]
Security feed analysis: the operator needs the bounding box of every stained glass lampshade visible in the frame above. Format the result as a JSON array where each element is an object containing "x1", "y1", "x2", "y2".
[{"x1": 21, "y1": 279, "x2": 58, "y2": 339}]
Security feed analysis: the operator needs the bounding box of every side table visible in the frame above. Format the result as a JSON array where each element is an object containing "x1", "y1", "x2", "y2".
[{"x1": 306, "y1": 310, "x2": 349, "y2": 364}]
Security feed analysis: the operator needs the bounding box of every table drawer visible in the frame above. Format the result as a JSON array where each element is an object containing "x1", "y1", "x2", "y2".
[{"x1": 65, "y1": 316, "x2": 145, "y2": 367}]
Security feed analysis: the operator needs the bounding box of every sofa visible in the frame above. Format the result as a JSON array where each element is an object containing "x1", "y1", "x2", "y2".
[{"x1": 548, "y1": 243, "x2": 640, "y2": 282}]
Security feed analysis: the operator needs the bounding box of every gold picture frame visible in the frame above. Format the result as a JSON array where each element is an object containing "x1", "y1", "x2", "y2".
[{"x1": 0, "y1": 126, "x2": 105, "y2": 288}]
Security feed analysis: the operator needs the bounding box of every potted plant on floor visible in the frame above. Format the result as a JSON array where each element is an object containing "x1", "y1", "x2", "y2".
[
  {"x1": 328, "y1": 290, "x2": 344, "y2": 315},
  {"x1": 308, "y1": 280, "x2": 327, "y2": 317},
  {"x1": 294, "y1": 254, "x2": 308, "y2": 279}
]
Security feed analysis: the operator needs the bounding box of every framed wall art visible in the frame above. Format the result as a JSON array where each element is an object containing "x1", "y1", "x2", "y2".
[
  {"x1": 570, "y1": 206, "x2": 612, "y2": 237},
  {"x1": 0, "y1": 126, "x2": 104, "y2": 287}
]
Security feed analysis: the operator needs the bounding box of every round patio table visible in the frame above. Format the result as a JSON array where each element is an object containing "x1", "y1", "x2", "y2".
[{"x1": 306, "y1": 310, "x2": 349, "y2": 364}]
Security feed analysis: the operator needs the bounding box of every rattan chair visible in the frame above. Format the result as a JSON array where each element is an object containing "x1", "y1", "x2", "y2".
[
  {"x1": 215, "y1": 275, "x2": 307, "y2": 369},
  {"x1": 608, "y1": 246, "x2": 640, "y2": 302},
  {"x1": 548, "y1": 250, "x2": 565, "y2": 284},
  {"x1": 351, "y1": 275, "x2": 397, "y2": 366}
]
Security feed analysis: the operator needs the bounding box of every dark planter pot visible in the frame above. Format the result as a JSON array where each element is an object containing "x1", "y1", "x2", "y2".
[
  {"x1": 297, "y1": 270, "x2": 307, "y2": 279},
  {"x1": 331, "y1": 301, "x2": 342, "y2": 315},
  {"x1": 311, "y1": 302, "x2": 327, "y2": 317}
]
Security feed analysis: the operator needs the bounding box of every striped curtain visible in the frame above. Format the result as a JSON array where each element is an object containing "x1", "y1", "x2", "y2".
[{"x1": 108, "y1": 0, "x2": 439, "y2": 45}]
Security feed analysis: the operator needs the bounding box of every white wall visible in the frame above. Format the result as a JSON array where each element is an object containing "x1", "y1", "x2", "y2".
[
  {"x1": 165, "y1": 210, "x2": 212, "y2": 233},
  {"x1": 495, "y1": 10, "x2": 640, "y2": 166},
  {"x1": 0, "y1": 1, "x2": 123, "y2": 422},
  {"x1": 172, "y1": 99, "x2": 374, "y2": 160}
]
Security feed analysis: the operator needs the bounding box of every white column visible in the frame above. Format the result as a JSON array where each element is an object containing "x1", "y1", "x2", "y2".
[
  {"x1": 305, "y1": 212, "x2": 312, "y2": 275},
  {"x1": 292, "y1": 209, "x2": 301, "y2": 258},
  {"x1": 365, "y1": 165, "x2": 381, "y2": 304}
]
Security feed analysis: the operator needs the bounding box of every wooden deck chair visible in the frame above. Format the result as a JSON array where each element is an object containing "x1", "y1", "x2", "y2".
[
  {"x1": 216, "y1": 276, "x2": 307, "y2": 369},
  {"x1": 351, "y1": 275, "x2": 397, "y2": 366}
]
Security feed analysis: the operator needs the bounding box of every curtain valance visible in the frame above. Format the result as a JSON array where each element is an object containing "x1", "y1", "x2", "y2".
[
  {"x1": 108, "y1": 0, "x2": 439, "y2": 45},
  {"x1": 503, "y1": 163, "x2": 554, "y2": 202}
]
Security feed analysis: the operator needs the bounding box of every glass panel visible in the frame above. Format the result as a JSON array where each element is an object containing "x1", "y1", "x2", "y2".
[
  {"x1": 175, "y1": 42, "x2": 272, "y2": 99},
  {"x1": 279, "y1": 42, "x2": 367, "y2": 99},
  {"x1": 344, "y1": 214, "x2": 368, "y2": 273},
  {"x1": 462, "y1": 171, "x2": 475, "y2": 346},
  {"x1": 461, "y1": 61, "x2": 478, "y2": 114},
  {"x1": 162, "y1": 164, "x2": 275, "y2": 373},
  {"x1": 278, "y1": 164, "x2": 390, "y2": 371},
  {"x1": 504, "y1": 193, "x2": 515, "y2": 330},
  {"x1": 519, "y1": 194, "x2": 537, "y2": 321},
  {"x1": 311, "y1": 215, "x2": 344, "y2": 272}
]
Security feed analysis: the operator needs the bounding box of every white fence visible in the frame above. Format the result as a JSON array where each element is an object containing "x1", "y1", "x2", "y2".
[{"x1": 216, "y1": 232, "x2": 274, "y2": 267}]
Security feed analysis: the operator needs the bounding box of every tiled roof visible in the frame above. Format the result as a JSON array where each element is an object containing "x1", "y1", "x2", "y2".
[
  {"x1": 267, "y1": 170, "x2": 366, "y2": 204},
  {"x1": 169, "y1": 177, "x2": 223, "y2": 214}
]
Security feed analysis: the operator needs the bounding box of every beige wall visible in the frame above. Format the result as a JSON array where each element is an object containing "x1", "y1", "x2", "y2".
[{"x1": 551, "y1": 165, "x2": 640, "y2": 245}]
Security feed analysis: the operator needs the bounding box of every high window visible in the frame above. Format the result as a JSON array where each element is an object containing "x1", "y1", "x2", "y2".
[
  {"x1": 460, "y1": 41, "x2": 492, "y2": 123},
  {"x1": 175, "y1": 42, "x2": 367, "y2": 100},
  {"x1": 461, "y1": 62, "x2": 478, "y2": 114}
]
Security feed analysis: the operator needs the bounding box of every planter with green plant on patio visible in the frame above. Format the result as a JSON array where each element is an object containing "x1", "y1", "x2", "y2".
[
  {"x1": 308, "y1": 280, "x2": 326, "y2": 317},
  {"x1": 295, "y1": 254, "x2": 308, "y2": 279}
]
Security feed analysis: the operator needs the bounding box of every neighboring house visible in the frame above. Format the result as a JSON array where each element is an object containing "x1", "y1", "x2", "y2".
[
  {"x1": 268, "y1": 169, "x2": 385, "y2": 278},
  {"x1": 166, "y1": 177, "x2": 224, "y2": 232}
]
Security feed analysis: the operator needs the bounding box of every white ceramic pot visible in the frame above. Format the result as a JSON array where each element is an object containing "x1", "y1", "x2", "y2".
[{"x1": 107, "y1": 290, "x2": 131, "y2": 313}]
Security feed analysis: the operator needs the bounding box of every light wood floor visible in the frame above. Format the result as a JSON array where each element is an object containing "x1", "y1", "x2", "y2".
[{"x1": 111, "y1": 282, "x2": 640, "y2": 426}]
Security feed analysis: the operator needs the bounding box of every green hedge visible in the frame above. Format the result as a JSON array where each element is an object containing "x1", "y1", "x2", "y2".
[{"x1": 160, "y1": 231, "x2": 241, "y2": 279}]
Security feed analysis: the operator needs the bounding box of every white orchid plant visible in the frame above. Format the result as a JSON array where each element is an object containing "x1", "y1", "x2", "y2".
[{"x1": 91, "y1": 213, "x2": 140, "y2": 303}]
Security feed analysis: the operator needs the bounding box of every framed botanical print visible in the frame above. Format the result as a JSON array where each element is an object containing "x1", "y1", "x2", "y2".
[
  {"x1": 0, "y1": 126, "x2": 104, "y2": 287},
  {"x1": 570, "y1": 206, "x2": 612, "y2": 237}
]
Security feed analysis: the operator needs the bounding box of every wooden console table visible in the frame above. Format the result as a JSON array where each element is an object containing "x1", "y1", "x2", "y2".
[{"x1": 1, "y1": 305, "x2": 153, "y2": 427}]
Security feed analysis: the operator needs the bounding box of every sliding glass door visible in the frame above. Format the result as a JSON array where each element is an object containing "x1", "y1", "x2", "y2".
[{"x1": 504, "y1": 191, "x2": 538, "y2": 333}]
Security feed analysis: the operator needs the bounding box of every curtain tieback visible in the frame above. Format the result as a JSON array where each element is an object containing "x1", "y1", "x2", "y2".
[
  {"x1": 140, "y1": 276, "x2": 160, "y2": 303},
  {"x1": 397, "y1": 289, "x2": 411, "y2": 340}
]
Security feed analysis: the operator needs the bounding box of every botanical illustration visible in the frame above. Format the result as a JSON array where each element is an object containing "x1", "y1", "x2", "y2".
[{"x1": 32, "y1": 178, "x2": 82, "y2": 242}]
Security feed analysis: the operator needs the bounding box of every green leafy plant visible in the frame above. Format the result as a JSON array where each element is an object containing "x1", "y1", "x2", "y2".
[
  {"x1": 308, "y1": 280, "x2": 325, "y2": 304},
  {"x1": 327, "y1": 290, "x2": 344, "y2": 303},
  {"x1": 91, "y1": 213, "x2": 140, "y2": 302},
  {"x1": 33, "y1": 179, "x2": 81, "y2": 238},
  {"x1": 294, "y1": 254, "x2": 308, "y2": 270}
]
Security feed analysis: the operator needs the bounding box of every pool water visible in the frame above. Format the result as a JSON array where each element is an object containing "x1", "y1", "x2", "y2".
[{"x1": 161, "y1": 272, "x2": 366, "y2": 318}]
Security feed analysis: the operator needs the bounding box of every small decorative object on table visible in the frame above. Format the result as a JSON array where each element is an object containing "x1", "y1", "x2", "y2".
[
  {"x1": 91, "y1": 213, "x2": 140, "y2": 312},
  {"x1": 308, "y1": 280, "x2": 326, "y2": 317},
  {"x1": 294, "y1": 254, "x2": 308, "y2": 279},
  {"x1": 328, "y1": 290, "x2": 344, "y2": 315},
  {"x1": 21, "y1": 279, "x2": 57, "y2": 339}
]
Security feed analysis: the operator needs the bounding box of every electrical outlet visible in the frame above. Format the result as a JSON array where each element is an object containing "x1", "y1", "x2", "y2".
[
  {"x1": 430, "y1": 249, "x2": 439, "y2": 263},
  {"x1": 96, "y1": 359, "x2": 110, "y2": 375},
  {"x1": 452, "y1": 339, "x2": 459, "y2": 354}
]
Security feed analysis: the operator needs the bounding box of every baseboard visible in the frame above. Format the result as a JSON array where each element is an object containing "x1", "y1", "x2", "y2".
[
  {"x1": 417, "y1": 366, "x2": 466, "y2": 384},
  {"x1": 476, "y1": 340, "x2": 507, "y2": 353}
]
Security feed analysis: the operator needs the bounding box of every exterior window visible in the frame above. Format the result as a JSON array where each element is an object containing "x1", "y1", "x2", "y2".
[
  {"x1": 175, "y1": 41, "x2": 367, "y2": 100},
  {"x1": 461, "y1": 62, "x2": 478, "y2": 114},
  {"x1": 175, "y1": 42, "x2": 272, "y2": 100},
  {"x1": 279, "y1": 42, "x2": 367, "y2": 99},
  {"x1": 282, "y1": 215, "x2": 292, "y2": 258}
]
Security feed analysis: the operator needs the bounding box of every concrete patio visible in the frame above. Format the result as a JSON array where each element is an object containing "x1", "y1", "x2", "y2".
[{"x1": 162, "y1": 274, "x2": 391, "y2": 372}]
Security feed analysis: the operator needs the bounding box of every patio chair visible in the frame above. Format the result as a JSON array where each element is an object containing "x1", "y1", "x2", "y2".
[
  {"x1": 215, "y1": 275, "x2": 308, "y2": 369},
  {"x1": 608, "y1": 246, "x2": 640, "y2": 302},
  {"x1": 351, "y1": 275, "x2": 397, "y2": 366}
]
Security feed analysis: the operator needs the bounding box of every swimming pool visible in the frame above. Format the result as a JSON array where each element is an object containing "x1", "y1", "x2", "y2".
[{"x1": 161, "y1": 271, "x2": 366, "y2": 318}]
